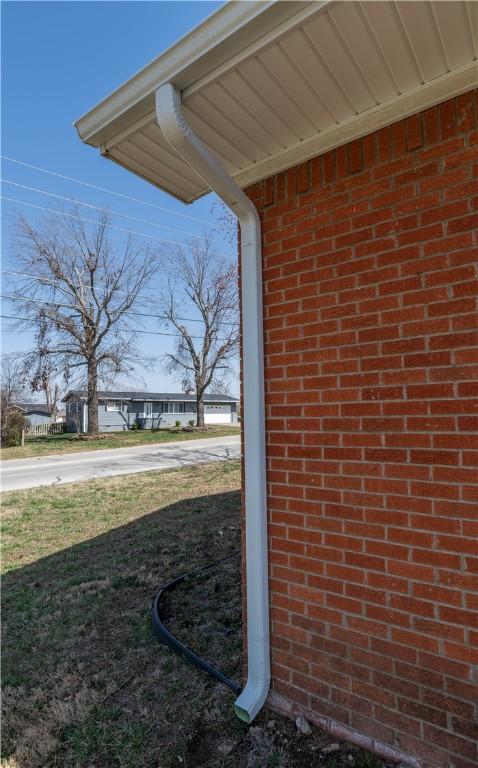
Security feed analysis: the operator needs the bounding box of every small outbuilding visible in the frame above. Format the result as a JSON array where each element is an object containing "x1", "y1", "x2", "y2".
[
  {"x1": 76, "y1": 3, "x2": 478, "y2": 767},
  {"x1": 13, "y1": 402, "x2": 55, "y2": 427}
]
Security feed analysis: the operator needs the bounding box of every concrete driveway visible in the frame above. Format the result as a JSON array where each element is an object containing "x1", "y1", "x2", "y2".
[{"x1": 0, "y1": 435, "x2": 241, "y2": 492}]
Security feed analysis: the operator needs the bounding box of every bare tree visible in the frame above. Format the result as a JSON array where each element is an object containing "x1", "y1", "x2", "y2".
[
  {"x1": 9, "y1": 209, "x2": 158, "y2": 436},
  {"x1": 0, "y1": 355, "x2": 27, "y2": 446},
  {"x1": 30, "y1": 358, "x2": 61, "y2": 420},
  {"x1": 210, "y1": 200, "x2": 237, "y2": 245},
  {"x1": 160, "y1": 236, "x2": 239, "y2": 427}
]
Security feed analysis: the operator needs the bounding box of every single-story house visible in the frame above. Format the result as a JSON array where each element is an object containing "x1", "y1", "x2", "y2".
[
  {"x1": 76, "y1": 3, "x2": 477, "y2": 767},
  {"x1": 63, "y1": 390, "x2": 238, "y2": 433}
]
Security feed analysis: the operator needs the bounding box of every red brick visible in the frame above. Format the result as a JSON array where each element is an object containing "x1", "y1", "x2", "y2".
[
  {"x1": 448, "y1": 213, "x2": 478, "y2": 234},
  {"x1": 264, "y1": 176, "x2": 274, "y2": 206},
  {"x1": 456, "y1": 91, "x2": 476, "y2": 132},
  {"x1": 362, "y1": 133, "x2": 376, "y2": 169},
  {"x1": 440, "y1": 99, "x2": 458, "y2": 139},
  {"x1": 423, "y1": 723, "x2": 477, "y2": 760},
  {"x1": 410, "y1": 449, "x2": 460, "y2": 466},
  {"x1": 377, "y1": 126, "x2": 392, "y2": 162},
  {"x1": 348, "y1": 139, "x2": 363, "y2": 174},
  {"x1": 423, "y1": 105, "x2": 440, "y2": 144},
  {"x1": 244, "y1": 89, "x2": 478, "y2": 768},
  {"x1": 406, "y1": 113, "x2": 423, "y2": 151},
  {"x1": 392, "y1": 120, "x2": 407, "y2": 157},
  {"x1": 296, "y1": 161, "x2": 309, "y2": 193},
  {"x1": 323, "y1": 151, "x2": 336, "y2": 184},
  {"x1": 398, "y1": 697, "x2": 447, "y2": 728}
]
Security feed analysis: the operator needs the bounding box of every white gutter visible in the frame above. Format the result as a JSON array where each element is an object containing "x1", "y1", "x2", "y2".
[{"x1": 155, "y1": 83, "x2": 269, "y2": 724}]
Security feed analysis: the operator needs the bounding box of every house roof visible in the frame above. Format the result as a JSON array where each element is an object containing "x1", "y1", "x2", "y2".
[
  {"x1": 75, "y1": 0, "x2": 477, "y2": 203},
  {"x1": 14, "y1": 402, "x2": 52, "y2": 415},
  {"x1": 62, "y1": 390, "x2": 238, "y2": 403}
]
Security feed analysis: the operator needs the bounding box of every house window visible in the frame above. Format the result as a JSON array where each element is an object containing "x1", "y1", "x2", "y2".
[
  {"x1": 162, "y1": 402, "x2": 185, "y2": 414},
  {"x1": 106, "y1": 401, "x2": 121, "y2": 411}
]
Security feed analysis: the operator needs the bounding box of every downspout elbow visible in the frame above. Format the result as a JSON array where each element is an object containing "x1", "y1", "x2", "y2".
[
  {"x1": 156, "y1": 84, "x2": 261, "y2": 231},
  {"x1": 234, "y1": 677, "x2": 270, "y2": 725},
  {"x1": 155, "y1": 82, "x2": 270, "y2": 725}
]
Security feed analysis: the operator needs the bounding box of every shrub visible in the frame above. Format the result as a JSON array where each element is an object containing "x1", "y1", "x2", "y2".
[
  {"x1": 48, "y1": 422, "x2": 67, "y2": 435},
  {"x1": 1, "y1": 408, "x2": 25, "y2": 447},
  {"x1": 188, "y1": 420, "x2": 195, "y2": 427},
  {"x1": 175, "y1": 420, "x2": 181, "y2": 428}
]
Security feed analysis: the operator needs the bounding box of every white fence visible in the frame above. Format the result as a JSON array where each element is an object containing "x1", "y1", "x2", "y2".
[{"x1": 25, "y1": 423, "x2": 65, "y2": 437}]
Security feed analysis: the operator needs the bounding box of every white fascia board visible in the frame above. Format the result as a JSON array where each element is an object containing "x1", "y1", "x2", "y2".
[{"x1": 75, "y1": 1, "x2": 316, "y2": 148}]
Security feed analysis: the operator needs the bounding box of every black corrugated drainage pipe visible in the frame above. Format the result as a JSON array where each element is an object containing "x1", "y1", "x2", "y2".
[{"x1": 151, "y1": 550, "x2": 241, "y2": 694}]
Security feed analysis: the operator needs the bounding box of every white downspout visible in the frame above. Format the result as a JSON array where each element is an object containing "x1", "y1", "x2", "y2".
[{"x1": 155, "y1": 83, "x2": 269, "y2": 724}]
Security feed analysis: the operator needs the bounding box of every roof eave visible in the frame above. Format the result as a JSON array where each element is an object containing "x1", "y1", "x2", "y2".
[{"x1": 74, "y1": 1, "x2": 319, "y2": 148}]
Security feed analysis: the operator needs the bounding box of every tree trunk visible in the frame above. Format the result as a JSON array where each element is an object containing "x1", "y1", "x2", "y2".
[
  {"x1": 87, "y1": 358, "x2": 99, "y2": 436},
  {"x1": 196, "y1": 391, "x2": 205, "y2": 428},
  {"x1": 45, "y1": 382, "x2": 58, "y2": 421}
]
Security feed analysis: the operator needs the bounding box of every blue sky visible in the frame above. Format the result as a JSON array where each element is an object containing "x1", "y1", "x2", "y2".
[{"x1": 1, "y1": 0, "x2": 239, "y2": 393}]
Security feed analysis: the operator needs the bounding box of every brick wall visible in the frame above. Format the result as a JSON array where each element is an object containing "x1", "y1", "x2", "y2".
[{"x1": 244, "y1": 90, "x2": 478, "y2": 768}]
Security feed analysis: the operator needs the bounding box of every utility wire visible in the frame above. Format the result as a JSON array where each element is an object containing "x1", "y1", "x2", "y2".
[
  {"x1": 0, "y1": 300, "x2": 235, "y2": 341},
  {"x1": 0, "y1": 155, "x2": 215, "y2": 225},
  {"x1": 1, "y1": 268, "x2": 163, "y2": 302},
  {"x1": 0, "y1": 316, "x2": 230, "y2": 341},
  {"x1": 1, "y1": 180, "x2": 230, "y2": 247},
  {"x1": 1, "y1": 196, "x2": 234, "y2": 256},
  {"x1": 2, "y1": 293, "x2": 83, "y2": 310},
  {"x1": 1, "y1": 313, "x2": 47, "y2": 322},
  {"x1": 1, "y1": 278, "x2": 238, "y2": 327}
]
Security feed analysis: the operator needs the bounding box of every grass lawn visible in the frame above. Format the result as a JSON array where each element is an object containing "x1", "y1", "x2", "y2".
[
  {"x1": 0, "y1": 424, "x2": 240, "y2": 461},
  {"x1": 2, "y1": 461, "x2": 387, "y2": 768}
]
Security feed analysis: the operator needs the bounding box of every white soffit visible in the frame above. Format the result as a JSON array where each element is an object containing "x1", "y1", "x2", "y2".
[{"x1": 75, "y1": 0, "x2": 478, "y2": 203}]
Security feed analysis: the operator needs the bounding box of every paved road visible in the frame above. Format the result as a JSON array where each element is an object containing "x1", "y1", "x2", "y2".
[{"x1": 0, "y1": 435, "x2": 241, "y2": 492}]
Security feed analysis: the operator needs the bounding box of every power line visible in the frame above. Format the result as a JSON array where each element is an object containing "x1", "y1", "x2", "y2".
[
  {"x1": 1, "y1": 196, "x2": 235, "y2": 256},
  {"x1": 1, "y1": 295, "x2": 237, "y2": 341},
  {"x1": 1, "y1": 180, "x2": 230, "y2": 247},
  {"x1": 0, "y1": 314, "x2": 231, "y2": 342},
  {"x1": 1, "y1": 269, "x2": 163, "y2": 303},
  {"x1": 130, "y1": 308, "x2": 237, "y2": 327},
  {"x1": 1, "y1": 313, "x2": 39, "y2": 322},
  {"x1": 0, "y1": 155, "x2": 216, "y2": 226},
  {"x1": 2, "y1": 293, "x2": 77, "y2": 310},
  {"x1": 1, "y1": 276, "x2": 238, "y2": 327}
]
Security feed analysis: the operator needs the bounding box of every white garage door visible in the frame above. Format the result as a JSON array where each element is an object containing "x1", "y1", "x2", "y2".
[{"x1": 204, "y1": 413, "x2": 231, "y2": 424}]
